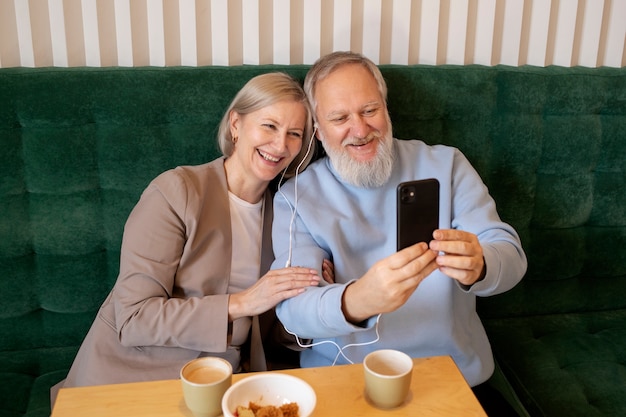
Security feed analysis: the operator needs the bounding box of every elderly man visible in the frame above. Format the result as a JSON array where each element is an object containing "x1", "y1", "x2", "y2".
[{"x1": 271, "y1": 52, "x2": 527, "y2": 415}]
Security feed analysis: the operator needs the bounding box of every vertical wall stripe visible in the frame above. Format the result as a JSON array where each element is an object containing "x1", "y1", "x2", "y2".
[
  {"x1": 319, "y1": 0, "x2": 333, "y2": 56},
  {"x1": 362, "y1": 0, "x2": 382, "y2": 63},
  {"x1": 419, "y1": 0, "x2": 441, "y2": 65},
  {"x1": 64, "y1": 0, "x2": 87, "y2": 66},
  {"x1": 525, "y1": 0, "x2": 551, "y2": 66},
  {"x1": 378, "y1": 0, "x2": 393, "y2": 64},
  {"x1": 0, "y1": 1, "x2": 18, "y2": 67},
  {"x1": 195, "y1": 0, "x2": 211, "y2": 66},
  {"x1": 571, "y1": 0, "x2": 584, "y2": 66},
  {"x1": 406, "y1": 0, "x2": 420, "y2": 64},
  {"x1": 164, "y1": 0, "x2": 182, "y2": 66},
  {"x1": 604, "y1": 0, "x2": 626, "y2": 67},
  {"x1": 544, "y1": 0, "x2": 559, "y2": 66},
  {"x1": 446, "y1": 0, "x2": 469, "y2": 65},
  {"x1": 96, "y1": 0, "x2": 118, "y2": 66},
  {"x1": 14, "y1": 0, "x2": 35, "y2": 67},
  {"x1": 577, "y1": 0, "x2": 604, "y2": 67},
  {"x1": 228, "y1": 0, "x2": 243, "y2": 65},
  {"x1": 146, "y1": 0, "x2": 165, "y2": 66},
  {"x1": 552, "y1": 0, "x2": 578, "y2": 66},
  {"x1": 163, "y1": 1, "x2": 178, "y2": 65},
  {"x1": 389, "y1": 0, "x2": 411, "y2": 65},
  {"x1": 302, "y1": 0, "x2": 322, "y2": 65},
  {"x1": 178, "y1": 0, "x2": 196, "y2": 66},
  {"x1": 30, "y1": 0, "x2": 53, "y2": 67},
  {"x1": 597, "y1": 0, "x2": 610, "y2": 67},
  {"x1": 491, "y1": 0, "x2": 504, "y2": 66},
  {"x1": 464, "y1": 0, "x2": 477, "y2": 65},
  {"x1": 436, "y1": 0, "x2": 449, "y2": 65},
  {"x1": 517, "y1": 0, "x2": 532, "y2": 66},
  {"x1": 273, "y1": 0, "x2": 290, "y2": 64},
  {"x1": 349, "y1": 0, "x2": 363, "y2": 55},
  {"x1": 210, "y1": 0, "x2": 228, "y2": 65},
  {"x1": 130, "y1": 0, "x2": 149, "y2": 66},
  {"x1": 473, "y1": 0, "x2": 496, "y2": 66},
  {"x1": 21, "y1": 0, "x2": 38, "y2": 66},
  {"x1": 36, "y1": 2, "x2": 58, "y2": 67},
  {"x1": 290, "y1": 0, "x2": 304, "y2": 64},
  {"x1": 242, "y1": 0, "x2": 260, "y2": 64},
  {"x1": 333, "y1": 0, "x2": 351, "y2": 51},
  {"x1": 15, "y1": 0, "x2": 35, "y2": 67},
  {"x1": 1, "y1": 0, "x2": 624, "y2": 68},
  {"x1": 500, "y1": 0, "x2": 524, "y2": 66},
  {"x1": 114, "y1": 0, "x2": 133, "y2": 66},
  {"x1": 82, "y1": 0, "x2": 101, "y2": 66},
  {"x1": 258, "y1": 0, "x2": 272, "y2": 64}
]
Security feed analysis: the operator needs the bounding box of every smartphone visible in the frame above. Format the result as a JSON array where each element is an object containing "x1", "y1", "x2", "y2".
[{"x1": 396, "y1": 178, "x2": 440, "y2": 251}]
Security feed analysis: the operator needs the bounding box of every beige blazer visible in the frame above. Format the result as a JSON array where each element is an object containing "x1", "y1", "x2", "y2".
[{"x1": 60, "y1": 158, "x2": 276, "y2": 390}]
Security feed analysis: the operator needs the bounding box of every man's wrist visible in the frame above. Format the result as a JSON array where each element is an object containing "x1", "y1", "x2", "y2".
[{"x1": 341, "y1": 281, "x2": 370, "y2": 324}]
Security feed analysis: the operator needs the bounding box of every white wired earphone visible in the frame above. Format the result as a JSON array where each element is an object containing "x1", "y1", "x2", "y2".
[
  {"x1": 277, "y1": 124, "x2": 317, "y2": 269},
  {"x1": 283, "y1": 313, "x2": 382, "y2": 366},
  {"x1": 276, "y1": 124, "x2": 383, "y2": 365}
]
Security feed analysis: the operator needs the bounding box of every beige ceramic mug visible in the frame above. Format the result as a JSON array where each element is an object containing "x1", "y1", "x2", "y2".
[
  {"x1": 363, "y1": 349, "x2": 413, "y2": 409},
  {"x1": 181, "y1": 357, "x2": 233, "y2": 417}
]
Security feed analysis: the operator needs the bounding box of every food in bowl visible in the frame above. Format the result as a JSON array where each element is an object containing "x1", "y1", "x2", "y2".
[
  {"x1": 222, "y1": 373, "x2": 316, "y2": 417},
  {"x1": 235, "y1": 401, "x2": 298, "y2": 417}
]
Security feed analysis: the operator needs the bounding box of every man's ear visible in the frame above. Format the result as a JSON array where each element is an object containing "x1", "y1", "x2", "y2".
[{"x1": 314, "y1": 123, "x2": 323, "y2": 141}]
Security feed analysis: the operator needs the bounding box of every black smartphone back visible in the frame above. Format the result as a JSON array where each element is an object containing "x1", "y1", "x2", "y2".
[{"x1": 396, "y1": 178, "x2": 440, "y2": 251}]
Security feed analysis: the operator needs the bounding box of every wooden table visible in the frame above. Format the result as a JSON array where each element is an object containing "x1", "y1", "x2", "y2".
[{"x1": 51, "y1": 355, "x2": 486, "y2": 416}]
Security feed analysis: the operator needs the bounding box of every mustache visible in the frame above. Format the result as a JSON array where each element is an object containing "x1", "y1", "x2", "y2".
[{"x1": 341, "y1": 132, "x2": 380, "y2": 147}]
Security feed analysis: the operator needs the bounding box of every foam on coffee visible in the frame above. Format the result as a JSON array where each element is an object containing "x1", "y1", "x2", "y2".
[{"x1": 186, "y1": 367, "x2": 229, "y2": 384}]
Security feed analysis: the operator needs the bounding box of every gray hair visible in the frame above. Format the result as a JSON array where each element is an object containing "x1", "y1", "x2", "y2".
[
  {"x1": 217, "y1": 72, "x2": 315, "y2": 177},
  {"x1": 303, "y1": 51, "x2": 388, "y2": 123}
]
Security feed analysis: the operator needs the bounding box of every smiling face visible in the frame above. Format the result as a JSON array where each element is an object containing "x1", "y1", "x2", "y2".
[
  {"x1": 228, "y1": 99, "x2": 307, "y2": 190},
  {"x1": 313, "y1": 63, "x2": 395, "y2": 188}
]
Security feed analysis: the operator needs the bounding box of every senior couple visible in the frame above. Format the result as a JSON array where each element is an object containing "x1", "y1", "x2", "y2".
[{"x1": 54, "y1": 51, "x2": 527, "y2": 416}]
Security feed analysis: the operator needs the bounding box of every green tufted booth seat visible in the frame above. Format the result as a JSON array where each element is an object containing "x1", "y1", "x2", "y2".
[{"x1": 1, "y1": 65, "x2": 625, "y2": 417}]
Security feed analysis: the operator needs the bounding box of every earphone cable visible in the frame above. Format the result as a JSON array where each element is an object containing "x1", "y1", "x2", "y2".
[
  {"x1": 283, "y1": 313, "x2": 382, "y2": 366},
  {"x1": 278, "y1": 127, "x2": 316, "y2": 268}
]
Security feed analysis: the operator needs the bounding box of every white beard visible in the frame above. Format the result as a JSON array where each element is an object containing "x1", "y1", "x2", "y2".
[{"x1": 321, "y1": 124, "x2": 395, "y2": 188}]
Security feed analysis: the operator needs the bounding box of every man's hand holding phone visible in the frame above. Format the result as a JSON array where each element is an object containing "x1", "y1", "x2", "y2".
[
  {"x1": 429, "y1": 229, "x2": 486, "y2": 287},
  {"x1": 341, "y1": 242, "x2": 438, "y2": 324},
  {"x1": 342, "y1": 178, "x2": 460, "y2": 324}
]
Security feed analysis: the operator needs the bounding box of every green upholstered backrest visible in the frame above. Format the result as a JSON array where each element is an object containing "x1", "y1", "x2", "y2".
[
  {"x1": 384, "y1": 66, "x2": 626, "y2": 416},
  {"x1": 383, "y1": 65, "x2": 626, "y2": 318},
  {"x1": 1, "y1": 65, "x2": 625, "y2": 417},
  {"x1": 0, "y1": 65, "x2": 304, "y2": 417},
  {"x1": 386, "y1": 65, "x2": 626, "y2": 417}
]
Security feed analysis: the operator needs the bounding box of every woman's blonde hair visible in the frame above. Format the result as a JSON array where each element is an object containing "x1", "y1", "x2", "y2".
[{"x1": 217, "y1": 72, "x2": 315, "y2": 178}]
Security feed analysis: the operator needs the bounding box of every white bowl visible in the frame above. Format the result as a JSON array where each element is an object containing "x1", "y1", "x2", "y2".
[{"x1": 221, "y1": 373, "x2": 316, "y2": 417}]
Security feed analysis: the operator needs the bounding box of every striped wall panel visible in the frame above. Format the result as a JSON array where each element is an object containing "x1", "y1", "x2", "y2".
[{"x1": 0, "y1": 0, "x2": 624, "y2": 68}]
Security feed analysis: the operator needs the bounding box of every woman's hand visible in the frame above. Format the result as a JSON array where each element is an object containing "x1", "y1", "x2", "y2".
[{"x1": 228, "y1": 267, "x2": 320, "y2": 320}]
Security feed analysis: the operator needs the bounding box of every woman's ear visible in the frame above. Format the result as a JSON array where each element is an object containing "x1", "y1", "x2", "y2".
[{"x1": 229, "y1": 111, "x2": 240, "y2": 138}]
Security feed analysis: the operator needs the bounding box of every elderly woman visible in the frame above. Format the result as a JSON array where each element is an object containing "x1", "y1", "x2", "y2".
[{"x1": 53, "y1": 72, "x2": 331, "y2": 402}]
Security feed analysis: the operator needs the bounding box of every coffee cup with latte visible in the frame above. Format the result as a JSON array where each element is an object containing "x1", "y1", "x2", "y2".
[{"x1": 181, "y1": 357, "x2": 233, "y2": 417}]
